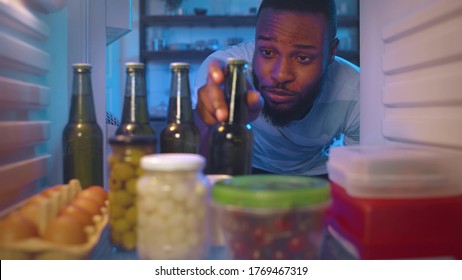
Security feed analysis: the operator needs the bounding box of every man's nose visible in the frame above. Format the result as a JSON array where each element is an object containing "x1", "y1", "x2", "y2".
[{"x1": 271, "y1": 58, "x2": 295, "y2": 84}]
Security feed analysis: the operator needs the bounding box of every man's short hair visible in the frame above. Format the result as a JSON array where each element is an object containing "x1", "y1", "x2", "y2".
[{"x1": 257, "y1": 0, "x2": 337, "y2": 40}]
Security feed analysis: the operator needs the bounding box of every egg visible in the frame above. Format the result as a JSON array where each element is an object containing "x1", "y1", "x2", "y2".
[
  {"x1": 76, "y1": 186, "x2": 107, "y2": 207},
  {"x1": 0, "y1": 212, "x2": 39, "y2": 243},
  {"x1": 43, "y1": 215, "x2": 87, "y2": 245},
  {"x1": 59, "y1": 204, "x2": 93, "y2": 227},
  {"x1": 71, "y1": 196, "x2": 101, "y2": 216},
  {"x1": 85, "y1": 185, "x2": 108, "y2": 201},
  {"x1": 18, "y1": 199, "x2": 42, "y2": 225}
]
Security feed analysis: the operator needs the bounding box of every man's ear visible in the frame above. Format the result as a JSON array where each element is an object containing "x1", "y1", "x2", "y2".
[{"x1": 329, "y1": 38, "x2": 339, "y2": 64}]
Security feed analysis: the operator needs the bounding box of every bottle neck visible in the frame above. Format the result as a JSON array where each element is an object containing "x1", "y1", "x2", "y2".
[
  {"x1": 167, "y1": 69, "x2": 194, "y2": 124},
  {"x1": 225, "y1": 64, "x2": 248, "y2": 125},
  {"x1": 68, "y1": 70, "x2": 97, "y2": 123},
  {"x1": 120, "y1": 69, "x2": 150, "y2": 124}
]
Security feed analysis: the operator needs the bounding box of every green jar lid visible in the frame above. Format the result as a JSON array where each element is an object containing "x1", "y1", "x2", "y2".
[{"x1": 212, "y1": 175, "x2": 330, "y2": 208}]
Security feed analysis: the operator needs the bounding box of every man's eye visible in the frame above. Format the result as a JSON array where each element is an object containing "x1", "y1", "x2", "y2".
[
  {"x1": 297, "y1": 55, "x2": 312, "y2": 64},
  {"x1": 260, "y1": 49, "x2": 274, "y2": 57}
]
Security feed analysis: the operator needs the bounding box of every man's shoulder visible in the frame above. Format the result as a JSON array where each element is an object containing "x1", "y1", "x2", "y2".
[
  {"x1": 332, "y1": 56, "x2": 360, "y2": 80},
  {"x1": 322, "y1": 56, "x2": 360, "y2": 102}
]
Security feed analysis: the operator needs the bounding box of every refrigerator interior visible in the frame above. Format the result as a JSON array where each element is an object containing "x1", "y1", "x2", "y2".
[{"x1": 1, "y1": 0, "x2": 462, "y2": 211}]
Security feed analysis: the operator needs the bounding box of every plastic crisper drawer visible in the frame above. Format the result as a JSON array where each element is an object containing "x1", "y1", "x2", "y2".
[{"x1": 327, "y1": 145, "x2": 462, "y2": 199}]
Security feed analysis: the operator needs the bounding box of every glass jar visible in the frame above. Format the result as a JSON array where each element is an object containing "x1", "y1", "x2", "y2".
[
  {"x1": 136, "y1": 153, "x2": 209, "y2": 260},
  {"x1": 107, "y1": 135, "x2": 157, "y2": 251},
  {"x1": 212, "y1": 175, "x2": 330, "y2": 259}
]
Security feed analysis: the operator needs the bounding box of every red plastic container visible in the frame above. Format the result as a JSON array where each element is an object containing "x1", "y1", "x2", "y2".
[
  {"x1": 326, "y1": 182, "x2": 462, "y2": 259},
  {"x1": 326, "y1": 146, "x2": 462, "y2": 259}
]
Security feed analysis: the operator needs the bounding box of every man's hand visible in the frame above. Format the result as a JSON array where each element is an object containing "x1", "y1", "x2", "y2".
[{"x1": 196, "y1": 60, "x2": 263, "y2": 126}]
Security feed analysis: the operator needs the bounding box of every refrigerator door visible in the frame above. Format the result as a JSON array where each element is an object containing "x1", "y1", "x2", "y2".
[
  {"x1": 360, "y1": 0, "x2": 462, "y2": 153},
  {"x1": 0, "y1": 0, "x2": 112, "y2": 210}
]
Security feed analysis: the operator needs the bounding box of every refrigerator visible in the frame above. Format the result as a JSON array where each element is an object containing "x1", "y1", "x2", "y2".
[{"x1": 1, "y1": 0, "x2": 461, "y2": 211}]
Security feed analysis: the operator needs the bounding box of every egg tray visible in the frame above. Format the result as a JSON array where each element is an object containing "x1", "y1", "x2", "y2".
[
  {"x1": 0, "y1": 180, "x2": 108, "y2": 260},
  {"x1": 0, "y1": 212, "x2": 108, "y2": 260}
]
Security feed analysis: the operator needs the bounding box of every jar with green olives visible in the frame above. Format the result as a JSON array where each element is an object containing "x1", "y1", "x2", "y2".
[{"x1": 108, "y1": 135, "x2": 157, "y2": 251}]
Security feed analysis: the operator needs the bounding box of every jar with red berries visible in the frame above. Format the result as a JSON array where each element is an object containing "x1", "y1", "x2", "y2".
[{"x1": 211, "y1": 175, "x2": 330, "y2": 260}]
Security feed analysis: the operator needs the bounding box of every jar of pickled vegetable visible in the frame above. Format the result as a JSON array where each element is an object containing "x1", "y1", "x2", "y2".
[
  {"x1": 136, "y1": 153, "x2": 209, "y2": 259},
  {"x1": 108, "y1": 135, "x2": 157, "y2": 251}
]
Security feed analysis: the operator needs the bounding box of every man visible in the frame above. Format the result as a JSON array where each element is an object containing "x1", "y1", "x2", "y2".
[{"x1": 194, "y1": 0, "x2": 360, "y2": 176}]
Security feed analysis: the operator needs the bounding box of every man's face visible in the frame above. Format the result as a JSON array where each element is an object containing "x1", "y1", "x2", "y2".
[{"x1": 252, "y1": 8, "x2": 335, "y2": 127}]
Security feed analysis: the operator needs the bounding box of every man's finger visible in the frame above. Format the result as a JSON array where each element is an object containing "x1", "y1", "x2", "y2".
[{"x1": 207, "y1": 60, "x2": 225, "y2": 85}]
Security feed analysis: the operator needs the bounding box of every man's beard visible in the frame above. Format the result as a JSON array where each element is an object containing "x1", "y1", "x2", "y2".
[{"x1": 252, "y1": 70, "x2": 325, "y2": 128}]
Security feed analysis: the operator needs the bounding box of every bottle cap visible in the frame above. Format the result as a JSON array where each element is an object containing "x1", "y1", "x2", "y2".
[
  {"x1": 227, "y1": 58, "x2": 248, "y2": 66},
  {"x1": 125, "y1": 62, "x2": 144, "y2": 71},
  {"x1": 72, "y1": 63, "x2": 92, "y2": 72},
  {"x1": 170, "y1": 62, "x2": 190, "y2": 70}
]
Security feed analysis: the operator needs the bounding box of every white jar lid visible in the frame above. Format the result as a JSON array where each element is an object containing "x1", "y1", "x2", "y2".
[{"x1": 141, "y1": 153, "x2": 205, "y2": 171}]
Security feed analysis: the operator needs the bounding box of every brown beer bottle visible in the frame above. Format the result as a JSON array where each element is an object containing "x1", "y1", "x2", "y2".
[
  {"x1": 160, "y1": 62, "x2": 200, "y2": 154},
  {"x1": 116, "y1": 62, "x2": 156, "y2": 137},
  {"x1": 63, "y1": 63, "x2": 103, "y2": 188},
  {"x1": 206, "y1": 58, "x2": 253, "y2": 175}
]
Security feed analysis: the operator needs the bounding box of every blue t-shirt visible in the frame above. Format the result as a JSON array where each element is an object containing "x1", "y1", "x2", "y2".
[{"x1": 193, "y1": 41, "x2": 360, "y2": 176}]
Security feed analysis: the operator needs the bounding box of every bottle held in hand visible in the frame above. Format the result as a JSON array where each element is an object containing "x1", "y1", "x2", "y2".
[{"x1": 206, "y1": 58, "x2": 254, "y2": 175}]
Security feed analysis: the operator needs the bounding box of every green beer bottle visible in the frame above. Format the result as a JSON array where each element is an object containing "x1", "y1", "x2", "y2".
[
  {"x1": 160, "y1": 62, "x2": 200, "y2": 154},
  {"x1": 63, "y1": 63, "x2": 103, "y2": 188},
  {"x1": 116, "y1": 62, "x2": 156, "y2": 137},
  {"x1": 206, "y1": 58, "x2": 254, "y2": 175}
]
